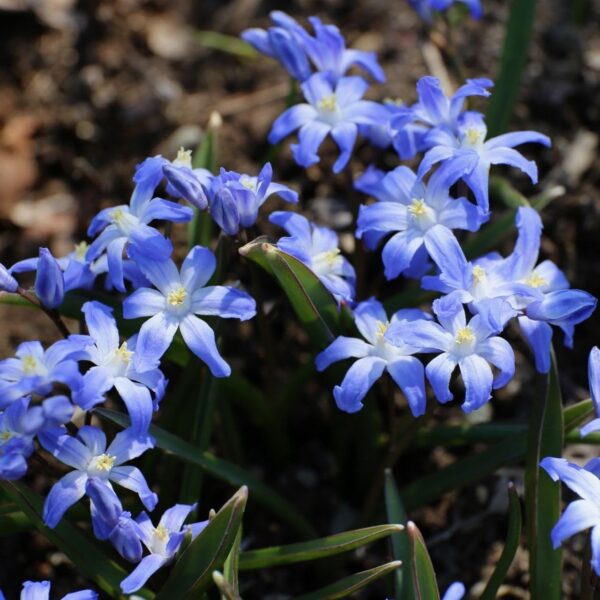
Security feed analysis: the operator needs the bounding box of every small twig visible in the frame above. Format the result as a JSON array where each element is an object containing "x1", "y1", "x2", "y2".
[{"x1": 17, "y1": 287, "x2": 70, "y2": 339}]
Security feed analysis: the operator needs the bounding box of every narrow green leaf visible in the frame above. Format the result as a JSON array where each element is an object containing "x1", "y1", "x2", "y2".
[
  {"x1": 486, "y1": 0, "x2": 537, "y2": 136},
  {"x1": 223, "y1": 525, "x2": 242, "y2": 595},
  {"x1": 194, "y1": 31, "x2": 257, "y2": 59},
  {"x1": 384, "y1": 470, "x2": 412, "y2": 600},
  {"x1": 0, "y1": 511, "x2": 32, "y2": 535},
  {"x1": 156, "y1": 487, "x2": 247, "y2": 599},
  {"x1": 96, "y1": 408, "x2": 316, "y2": 539},
  {"x1": 2, "y1": 482, "x2": 151, "y2": 599},
  {"x1": 212, "y1": 571, "x2": 242, "y2": 600},
  {"x1": 295, "y1": 561, "x2": 402, "y2": 600},
  {"x1": 239, "y1": 238, "x2": 339, "y2": 346},
  {"x1": 525, "y1": 350, "x2": 563, "y2": 599},
  {"x1": 401, "y1": 398, "x2": 590, "y2": 511},
  {"x1": 480, "y1": 483, "x2": 522, "y2": 600},
  {"x1": 238, "y1": 524, "x2": 403, "y2": 570},
  {"x1": 407, "y1": 522, "x2": 439, "y2": 600}
]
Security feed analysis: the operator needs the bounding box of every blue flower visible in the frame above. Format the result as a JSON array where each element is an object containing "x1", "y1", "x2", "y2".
[
  {"x1": 34, "y1": 248, "x2": 64, "y2": 309},
  {"x1": 67, "y1": 301, "x2": 167, "y2": 434},
  {"x1": 387, "y1": 295, "x2": 515, "y2": 412},
  {"x1": 0, "y1": 339, "x2": 86, "y2": 407},
  {"x1": 86, "y1": 157, "x2": 193, "y2": 292},
  {"x1": 85, "y1": 478, "x2": 144, "y2": 563},
  {"x1": 123, "y1": 245, "x2": 256, "y2": 375},
  {"x1": 581, "y1": 347, "x2": 600, "y2": 437},
  {"x1": 161, "y1": 148, "x2": 212, "y2": 210},
  {"x1": 205, "y1": 163, "x2": 298, "y2": 235},
  {"x1": 410, "y1": 0, "x2": 483, "y2": 21},
  {"x1": 356, "y1": 158, "x2": 486, "y2": 280},
  {"x1": 0, "y1": 581, "x2": 97, "y2": 600},
  {"x1": 242, "y1": 11, "x2": 384, "y2": 84},
  {"x1": 120, "y1": 504, "x2": 208, "y2": 593},
  {"x1": 268, "y1": 73, "x2": 387, "y2": 173},
  {"x1": 39, "y1": 425, "x2": 156, "y2": 528},
  {"x1": 540, "y1": 456, "x2": 600, "y2": 576},
  {"x1": 269, "y1": 211, "x2": 356, "y2": 304},
  {"x1": 316, "y1": 299, "x2": 428, "y2": 415},
  {"x1": 442, "y1": 582, "x2": 466, "y2": 600},
  {"x1": 0, "y1": 262, "x2": 18, "y2": 292},
  {"x1": 418, "y1": 111, "x2": 551, "y2": 213}
]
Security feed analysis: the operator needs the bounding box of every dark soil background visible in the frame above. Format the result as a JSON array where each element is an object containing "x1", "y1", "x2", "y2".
[{"x1": 0, "y1": 0, "x2": 599, "y2": 598}]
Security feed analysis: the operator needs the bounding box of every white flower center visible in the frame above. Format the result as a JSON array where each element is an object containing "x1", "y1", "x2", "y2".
[
  {"x1": 173, "y1": 147, "x2": 193, "y2": 169},
  {"x1": 311, "y1": 249, "x2": 342, "y2": 276},
  {"x1": 472, "y1": 265, "x2": 486, "y2": 283},
  {"x1": 168, "y1": 287, "x2": 187, "y2": 306},
  {"x1": 87, "y1": 453, "x2": 116, "y2": 477},
  {"x1": 74, "y1": 241, "x2": 89, "y2": 262},
  {"x1": 316, "y1": 94, "x2": 341, "y2": 125},
  {"x1": 452, "y1": 326, "x2": 477, "y2": 357},
  {"x1": 524, "y1": 273, "x2": 547, "y2": 288},
  {"x1": 462, "y1": 127, "x2": 485, "y2": 149},
  {"x1": 165, "y1": 286, "x2": 191, "y2": 316},
  {"x1": 104, "y1": 341, "x2": 133, "y2": 377},
  {"x1": 0, "y1": 431, "x2": 14, "y2": 443},
  {"x1": 407, "y1": 198, "x2": 436, "y2": 231},
  {"x1": 240, "y1": 176, "x2": 256, "y2": 191},
  {"x1": 21, "y1": 354, "x2": 46, "y2": 376},
  {"x1": 111, "y1": 207, "x2": 140, "y2": 236}
]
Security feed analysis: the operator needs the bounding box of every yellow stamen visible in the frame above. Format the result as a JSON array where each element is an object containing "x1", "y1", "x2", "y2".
[
  {"x1": 466, "y1": 128, "x2": 483, "y2": 145},
  {"x1": 111, "y1": 208, "x2": 125, "y2": 224},
  {"x1": 155, "y1": 524, "x2": 169, "y2": 541},
  {"x1": 95, "y1": 454, "x2": 116, "y2": 471},
  {"x1": 375, "y1": 320, "x2": 389, "y2": 339},
  {"x1": 167, "y1": 287, "x2": 187, "y2": 306},
  {"x1": 472, "y1": 265, "x2": 486, "y2": 283},
  {"x1": 21, "y1": 355, "x2": 38, "y2": 375},
  {"x1": 317, "y1": 95, "x2": 337, "y2": 112},
  {"x1": 174, "y1": 147, "x2": 193, "y2": 169},
  {"x1": 455, "y1": 327, "x2": 475, "y2": 345},
  {"x1": 323, "y1": 249, "x2": 340, "y2": 264},
  {"x1": 74, "y1": 241, "x2": 89, "y2": 261},
  {"x1": 240, "y1": 178, "x2": 255, "y2": 190},
  {"x1": 0, "y1": 431, "x2": 13, "y2": 442},
  {"x1": 115, "y1": 342, "x2": 133, "y2": 363},
  {"x1": 525, "y1": 273, "x2": 547, "y2": 288},
  {"x1": 408, "y1": 198, "x2": 427, "y2": 217}
]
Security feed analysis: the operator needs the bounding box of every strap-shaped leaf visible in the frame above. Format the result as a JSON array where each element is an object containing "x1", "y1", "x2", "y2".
[
  {"x1": 156, "y1": 486, "x2": 247, "y2": 599},
  {"x1": 480, "y1": 483, "x2": 522, "y2": 600},
  {"x1": 238, "y1": 524, "x2": 403, "y2": 570},
  {"x1": 407, "y1": 522, "x2": 440, "y2": 600},
  {"x1": 96, "y1": 408, "x2": 316, "y2": 539},
  {"x1": 525, "y1": 349, "x2": 563, "y2": 599},
  {"x1": 384, "y1": 470, "x2": 413, "y2": 600},
  {"x1": 2, "y1": 482, "x2": 150, "y2": 599},
  {"x1": 223, "y1": 525, "x2": 242, "y2": 594},
  {"x1": 295, "y1": 560, "x2": 402, "y2": 600},
  {"x1": 239, "y1": 238, "x2": 339, "y2": 346}
]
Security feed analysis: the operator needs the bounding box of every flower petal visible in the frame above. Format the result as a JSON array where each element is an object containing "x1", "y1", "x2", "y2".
[
  {"x1": 180, "y1": 315, "x2": 231, "y2": 377},
  {"x1": 333, "y1": 356, "x2": 386, "y2": 413}
]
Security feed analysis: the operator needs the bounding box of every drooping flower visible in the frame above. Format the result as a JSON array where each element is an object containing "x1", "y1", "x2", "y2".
[
  {"x1": 120, "y1": 504, "x2": 209, "y2": 593},
  {"x1": 39, "y1": 426, "x2": 156, "y2": 528},
  {"x1": 268, "y1": 73, "x2": 388, "y2": 173},
  {"x1": 123, "y1": 245, "x2": 256, "y2": 375},
  {"x1": 242, "y1": 11, "x2": 385, "y2": 84},
  {"x1": 417, "y1": 112, "x2": 551, "y2": 214},
  {"x1": 269, "y1": 211, "x2": 356, "y2": 304},
  {"x1": 442, "y1": 582, "x2": 466, "y2": 600},
  {"x1": 205, "y1": 163, "x2": 298, "y2": 235},
  {"x1": 161, "y1": 148, "x2": 212, "y2": 211},
  {"x1": 86, "y1": 157, "x2": 193, "y2": 292},
  {"x1": 67, "y1": 301, "x2": 167, "y2": 434},
  {"x1": 0, "y1": 339, "x2": 87, "y2": 408},
  {"x1": 581, "y1": 347, "x2": 600, "y2": 437},
  {"x1": 0, "y1": 262, "x2": 18, "y2": 293},
  {"x1": 387, "y1": 295, "x2": 515, "y2": 412},
  {"x1": 356, "y1": 158, "x2": 485, "y2": 280},
  {"x1": 409, "y1": 0, "x2": 483, "y2": 22},
  {"x1": 34, "y1": 248, "x2": 64, "y2": 309},
  {"x1": 316, "y1": 299, "x2": 428, "y2": 415},
  {"x1": 0, "y1": 581, "x2": 97, "y2": 600},
  {"x1": 540, "y1": 456, "x2": 600, "y2": 576}
]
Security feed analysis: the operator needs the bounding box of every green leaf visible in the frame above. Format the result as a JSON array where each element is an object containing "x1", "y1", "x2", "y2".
[
  {"x1": 486, "y1": 0, "x2": 537, "y2": 136},
  {"x1": 223, "y1": 525, "x2": 242, "y2": 595},
  {"x1": 480, "y1": 483, "x2": 523, "y2": 600},
  {"x1": 295, "y1": 561, "x2": 403, "y2": 600},
  {"x1": 525, "y1": 349, "x2": 563, "y2": 599},
  {"x1": 239, "y1": 238, "x2": 339, "y2": 346},
  {"x1": 238, "y1": 524, "x2": 403, "y2": 570},
  {"x1": 96, "y1": 408, "x2": 316, "y2": 539},
  {"x1": 407, "y1": 522, "x2": 439, "y2": 600},
  {"x1": 0, "y1": 511, "x2": 32, "y2": 535},
  {"x1": 384, "y1": 470, "x2": 413, "y2": 600},
  {"x1": 212, "y1": 571, "x2": 242, "y2": 600},
  {"x1": 156, "y1": 487, "x2": 247, "y2": 599},
  {"x1": 2, "y1": 482, "x2": 151, "y2": 599},
  {"x1": 401, "y1": 398, "x2": 590, "y2": 512},
  {"x1": 194, "y1": 31, "x2": 257, "y2": 59}
]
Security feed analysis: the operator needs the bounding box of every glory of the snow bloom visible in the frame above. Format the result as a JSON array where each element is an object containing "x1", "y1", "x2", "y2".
[
  {"x1": 86, "y1": 156, "x2": 193, "y2": 292},
  {"x1": 0, "y1": 581, "x2": 97, "y2": 600},
  {"x1": 356, "y1": 157, "x2": 485, "y2": 280},
  {"x1": 0, "y1": 262, "x2": 18, "y2": 292},
  {"x1": 123, "y1": 245, "x2": 256, "y2": 375},
  {"x1": 161, "y1": 147, "x2": 212, "y2": 211},
  {"x1": 409, "y1": 0, "x2": 483, "y2": 22},
  {"x1": 417, "y1": 111, "x2": 551, "y2": 213},
  {"x1": 34, "y1": 247, "x2": 65, "y2": 309},
  {"x1": 205, "y1": 163, "x2": 298, "y2": 236},
  {"x1": 540, "y1": 456, "x2": 600, "y2": 576},
  {"x1": 387, "y1": 295, "x2": 516, "y2": 413},
  {"x1": 269, "y1": 211, "x2": 356, "y2": 303},
  {"x1": 268, "y1": 72, "x2": 388, "y2": 173},
  {"x1": 316, "y1": 298, "x2": 428, "y2": 415},
  {"x1": 581, "y1": 347, "x2": 600, "y2": 436},
  {"x1": 39, "y1": 425, "x2": 156, "y2": 528},
  {"x1": 120, "y1": 504, "x2": 208, "y2": 593},
  {"x1": 67, "y1": 301, "x2": 167, "y2": 434}
]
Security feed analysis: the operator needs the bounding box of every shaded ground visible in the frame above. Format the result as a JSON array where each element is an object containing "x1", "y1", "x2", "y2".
[{"x1": 0, "y1": 0, "x2": 599, "y2": 597}]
